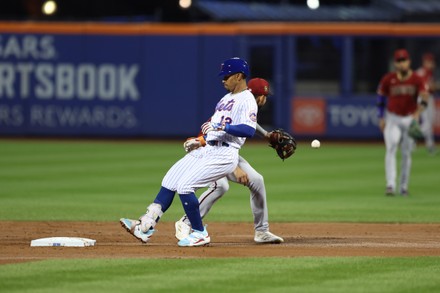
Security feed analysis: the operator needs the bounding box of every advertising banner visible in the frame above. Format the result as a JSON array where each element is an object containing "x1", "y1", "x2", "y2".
[
  {"x1": 0, "y1": 34, "x2": 144, "y2": 136},
  {"x1": 291, "y1": 97, "x2": 381, "y2": 139}
]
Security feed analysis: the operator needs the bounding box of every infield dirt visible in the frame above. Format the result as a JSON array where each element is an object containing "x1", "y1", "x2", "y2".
[{"x1": 1, "y1": 221, "x2": 440, "y2": 265}]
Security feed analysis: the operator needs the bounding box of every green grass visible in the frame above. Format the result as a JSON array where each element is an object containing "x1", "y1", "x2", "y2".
[
  {"x1": 0, "y1": 140, "x2": 439, "y2": 222},
  {"x1": 1, "y1": 140, "x2": 439, "y2": 293},
  {"x1": 0, "y1": 257, "x2": 439, "y2": 293}
]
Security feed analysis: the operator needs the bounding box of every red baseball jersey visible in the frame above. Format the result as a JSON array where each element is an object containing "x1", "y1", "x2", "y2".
[{"x1": 377, "y1": 72, "x2": 427, "y2": 116}]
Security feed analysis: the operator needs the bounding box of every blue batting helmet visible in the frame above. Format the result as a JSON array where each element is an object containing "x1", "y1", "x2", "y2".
[{"x1": 218, "y1": 57, "x2": 250, "y2": 77}]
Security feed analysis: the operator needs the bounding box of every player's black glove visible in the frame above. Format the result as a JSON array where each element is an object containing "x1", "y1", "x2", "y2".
[{"x1": 267, "y1": 128, "x2": 297, "y2": 161}]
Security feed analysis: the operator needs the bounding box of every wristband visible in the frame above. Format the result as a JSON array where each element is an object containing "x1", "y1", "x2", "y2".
[
  {"x1": 198, "y1": 135, "x2": 206, "y2": 146},
  {"x1": 376, "y1": 95, "x2": 386, "y2": 118}
]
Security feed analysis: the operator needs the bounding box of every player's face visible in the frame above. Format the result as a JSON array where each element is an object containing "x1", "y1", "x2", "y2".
[
  {"x1": 255, "y1": 95, "x2": 267, "y2": 106},
  {"x1": 394, "y1": 58, "x2": 411, "y2": 72},
  {"x1": 222, "y1": 73, "x2": 240, "y2": 92}
]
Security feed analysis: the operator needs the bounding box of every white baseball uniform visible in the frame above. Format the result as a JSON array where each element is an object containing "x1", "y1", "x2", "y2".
[
  {"x1": 179, "y1": 124, "x2": 271, "y2": 232},
  {"x1": 161, "y1": 90, "x2": 258, "y2": 194}
]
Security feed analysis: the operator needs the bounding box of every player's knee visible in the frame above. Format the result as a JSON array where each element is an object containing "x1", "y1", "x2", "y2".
[
  {"x1": 249, "y1": 173, "x2": 264, "y2": 190},
  {"x1": 253, "y1": 173, "x2": 264, "y2": 185},
  {"x1": 176, "y1": 184, "x2": 194, "y2": 195}
]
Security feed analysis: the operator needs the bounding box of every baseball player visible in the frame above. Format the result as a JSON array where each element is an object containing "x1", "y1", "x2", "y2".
[
  {"x1": 120, "y1": 57, "x2": 258, "y2": 247},
  {"x1": 416, "y1": 53, "x2": 437, "y2": 155},
  {"x1": 176, "y1": 78, "x2": 284, "y2": 244},
  {"x1": 377, "y1": 49, "x2": 429, "y2": 196}
]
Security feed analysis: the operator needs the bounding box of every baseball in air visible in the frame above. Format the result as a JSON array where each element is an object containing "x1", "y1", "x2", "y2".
[{"x1": 311, "y1": 139, "x2": 321, "y2": 148}]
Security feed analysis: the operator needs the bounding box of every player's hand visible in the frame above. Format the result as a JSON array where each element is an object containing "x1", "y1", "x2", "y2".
[
  {"x1": 233, "y1": 167, "x2": 249, "y2": 186},
  {"x1": 183, "y1": 137, "x2": 202, "y2": 153},
  {"x1": 379, "y1": 118, "x2": 385, "y2": 132},
  {"x1": 201, "y1": 122, "x2": 224, "y2": 134},
  {"x1": 264, "y1": 132, "x2": 271, "y2": 141},
  {"x1": 201, "y1": 122, "x2": 212, "y2": 134}
]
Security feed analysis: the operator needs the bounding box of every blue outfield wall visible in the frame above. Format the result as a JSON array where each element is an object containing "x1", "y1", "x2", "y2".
[
  {"x1": 0, "y1": 33, "x2": 236, "y2": 137},
  {"x1": 1, "y1": 31, "x2": 437, "y2": 139}
]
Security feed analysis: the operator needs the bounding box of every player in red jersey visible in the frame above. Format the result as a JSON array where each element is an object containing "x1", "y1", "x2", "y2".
[
  {"x1": 376, "y1": 49, "x2": 429, "y2": 196},
  {"x1": 416, "y1": 53, "x2": 437, "y2": 154}
]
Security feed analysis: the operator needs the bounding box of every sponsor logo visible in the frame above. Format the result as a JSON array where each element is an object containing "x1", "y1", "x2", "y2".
[
  {"x1": 328, "y1": 104, "x2": 379, "y2": 127},
  {"x1": 0, "y1": 34, "x2": 141, "y2": 132},
  {"x1": 0, "y1": 34, "x2": 140, "y2": 101},
  {"x1": 291, "y1": 98, "x2": 326, "y2": 134}
]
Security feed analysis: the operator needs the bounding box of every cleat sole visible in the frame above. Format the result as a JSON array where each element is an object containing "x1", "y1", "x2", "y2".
[{"x1": 119, "y1": 220, "x2": 148, "y2": 244}]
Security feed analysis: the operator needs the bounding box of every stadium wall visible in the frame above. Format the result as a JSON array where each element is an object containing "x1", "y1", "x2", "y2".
[{"x1": 0, "y1": 22, "x2": 439, "y2": 138}]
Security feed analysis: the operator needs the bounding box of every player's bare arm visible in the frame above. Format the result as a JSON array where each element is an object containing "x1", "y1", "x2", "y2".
[{"x1": 256, "y1": 123, "x2": 269, "y2": 139}]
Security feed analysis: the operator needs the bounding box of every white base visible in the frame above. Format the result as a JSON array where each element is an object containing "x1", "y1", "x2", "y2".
[{"x1": 30, "y1": 237, "x2": 96, "y2": 247}]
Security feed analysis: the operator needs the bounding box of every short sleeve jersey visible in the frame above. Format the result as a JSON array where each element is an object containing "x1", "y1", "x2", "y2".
[
  {"x1": 377, "y1": 72, "x2": 427, "y2": 116},
  {"x1": 206, "y1": 89, "x2": 258, "y2": 149}
]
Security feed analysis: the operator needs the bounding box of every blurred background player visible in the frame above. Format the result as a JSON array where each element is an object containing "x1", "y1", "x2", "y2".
[
  {"x1": 120, "y1": 57, "x2": 258, "y2": 247},
  {"x1": 177, "y1": 78, "x2": 284, "y2": 244},
  {"x1": 416, "y1": 53, "x2": 438, "y2": 154},
  {"x1": 377, "y1": 49, "x2": 429, "y2": 196}
]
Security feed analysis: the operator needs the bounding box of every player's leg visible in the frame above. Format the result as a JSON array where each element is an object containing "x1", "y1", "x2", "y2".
[
  {"x1": 120, "y1": 186, "x2": 172, "y2": 243},
  {"x1": 137, "y1": 153, "x2": 199, "y2": 231},
  {"x1": 399, "y1": 116, "x2": 416, "y2": 195},
  {"x1": 176, "y1": 152, "x2": 236, "y2": 228},
  {"x1": 199, "y1": 178, "x2": 230, "y2": 219},
  {"x1": 228, "y1": 156, "x2": 268, "y2": 232},
  {"x1": 175, "y1": 147, "x2": 238, "y2": 246},
  {"x1": 151, "y1": 147, "x2": 217, "y2": 233},
  {"x1": 121, "y1": 148, "x2": 209, "y2": 244},
  {"x1": 228, "y1": 156, "x2": 283, "y2": 243},
  {"x1": 175, "y1": 177, "x2": 229, "y2": 240},
  {"x1": 161, "y1": 151, "x2": 202, "y2": 191},
  {"x1": 422, "y1": 96, "x2": 436, "y2": 153},
  {"x1": 179, "y1": 178, "x2": 230, "y2": 225},
  {"x1": 384, "y1": 112, "x2": 402, "y2": 195}
]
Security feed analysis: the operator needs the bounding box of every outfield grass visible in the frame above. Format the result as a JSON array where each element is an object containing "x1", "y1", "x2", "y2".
[
  {"x1": 1, "y1": 140, "x2": 439, "y2": 293},
  {"x1": 0, "y1": 257, "x2": 439, "y2": 293},
  {"x1": 0, "y1": 140, "x2": 439, "y2": 223}
]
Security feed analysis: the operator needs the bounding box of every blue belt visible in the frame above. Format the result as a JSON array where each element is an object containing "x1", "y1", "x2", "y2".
[{"x1": 207, "y1": 140, "x2": 229, "y2": 147}]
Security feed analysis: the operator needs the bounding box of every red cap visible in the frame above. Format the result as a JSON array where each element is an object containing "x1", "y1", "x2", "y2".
[
  {"x1": 423, "y1": 52, "x2": 435, "y2": 61},
  {"x1": 394, "y1": 49, "x2": 410, "y2": 61},
  {"x1": 248, "y1": 78, "x2": 270, "y2": 96}
]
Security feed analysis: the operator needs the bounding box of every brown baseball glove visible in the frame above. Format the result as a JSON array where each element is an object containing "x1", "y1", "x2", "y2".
[{"x1": 267, "y1": 128, "x2": 297, "y2": 161}]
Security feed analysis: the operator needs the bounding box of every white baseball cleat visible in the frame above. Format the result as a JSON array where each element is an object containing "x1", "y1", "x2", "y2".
[
  {"x1": 178, "y1": 226, "x2": 210, "y2": 247},
  {"x1": 120, "y1": 218, "x2": 155, "y2": 243},
  {"x1": 175, "y1": 218, "x2": 192, "y2": 240},
  {"x1": 120, "y1": 218, "x2": 139, "y2": 231},
  {"x1": 254, "y1": 231, "x2": 284, "y2": 244}
]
